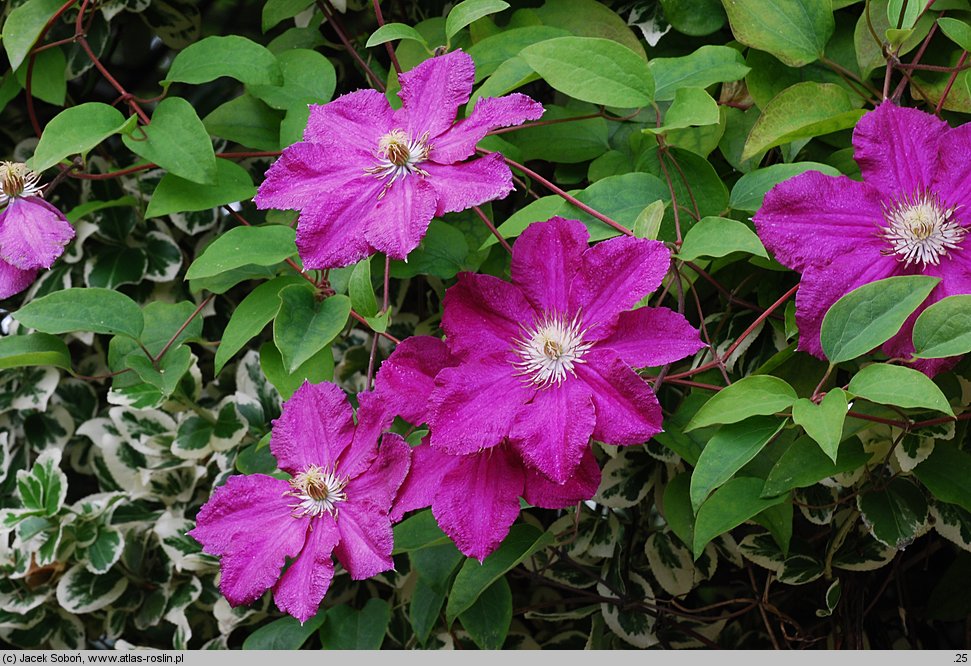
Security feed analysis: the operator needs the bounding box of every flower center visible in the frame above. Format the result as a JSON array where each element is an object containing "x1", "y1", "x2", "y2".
[
  {"x1": 881, "y1": 191, "x2": 966, "y2": 267},
  {"x1": 0, "y1": 162, "x2": 42, "y2": 206},
  {"x1": 512, "y1": 312, "x2": 593, "y2": 388},
  {"x1": 364, "y1": 129, "x2": 430, "y2": 196},
  {"x1": 287, "y1": 465, "x2": 348, "y2": 518}
]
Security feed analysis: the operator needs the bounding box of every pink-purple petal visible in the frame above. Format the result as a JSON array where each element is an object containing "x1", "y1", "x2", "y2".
[
  {"x1": 510, "y1": 216, "x2": 589, "y2": 314},
  {"x1": 397, "y1": 50, "x2": 474, "y2": 141},
  {"x1": 429, "y1": 355, "x2": 534, "y2": 455},
  {"x1": 345, "y1": 433, "x2": 411, "y2": 513},
  {"x1": 569, "y1": 236, "x2": 670, "y2": 337},
  {"x1": 0, "y1": 197, "x2": 74, "y2": 270},
  {"x1": 188, "y1": 474, "x2": 309, "y2": 607},
  {"x1": 333, "y1": 500, "x2": 395, "y2": 580},
  {"x1": 339, "y1": 390, "x2": 391, "y2": 481},
  {"x1": 575, "y1": 350, "x2": 663, "y2": 445},
  {"x1": 362, "y1": 175, "x2": 438, "y2": 260},
  {"x1": 852, "y1": 100, "x2": 948, "y2": 198},
  {"x1": 430, "y1": 94, "x2": 546, "y2": 163},
  {"x1": 932, "y1": 122, "x2": 971, "y2": 207},
  {"x1": 272, "y1": 515, "x2": 340, "y2": 623},
  {"x1": 523, "y1": 446, "x2": 601, "y2": 509},
  {"x1": 597, "y1": 306, "x2": 705, "y2": 368},
  {"x1": 754, "y1": 171, "x2": 886, "y2": 272},
  {"x1": 294, "y1": 176, "x2": 381, "y2": 269},
  {"x1": 431, "y1": 444, "x2": 525, "y2": 562},
  {"x1": 270, "y1": 381, "x2": 355, "y2": 476},
  {"x1": 0, "y1": 259, "x2": 37, "y2": 299},
  {"x1": 254, "y1": 142, "x2": 367, "y2": 212},
  {"x1": 441, "y1": 271, "x2": 536, "y2": 359},
  {"x1": 374, "y1": 336, "x2": 453, "y2": 426},
  {"x1": 423, "y1": 153, "x2": 515, "y2": 217},
  {"x1": 303, "y1": 90, "x2": 394, "y2": 152},
  {"x1": 391, "y1": 442, "x2": 462, "y2": 522},
  {"x1": 509, "y1": 378, "x2": 596, "y2": 485}
]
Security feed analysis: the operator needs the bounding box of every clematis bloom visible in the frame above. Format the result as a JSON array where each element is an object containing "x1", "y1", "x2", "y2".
[
  {"x1": 375, "y1": 336, "x2": 600, "y2": 561},
  {"x1": 0, "y1": 162, "x2": 74, "y2": 299},
  {"x1": 254, "y1": 49, "x2": 544, "y2": 268},
  {"x1": 754, "y1": 101, "x2": 971, "y2": 375},
  {"x1": 188, "y1": 382, "x2": 409, "y2": 623},
  {"x1": 426, "y1": 216, "x2": 704, "y2": 485}
]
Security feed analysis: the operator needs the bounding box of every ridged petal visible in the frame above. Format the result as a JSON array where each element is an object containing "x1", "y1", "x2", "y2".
[
  {"x1": 575, "y1": 350, "x2": 663, "y2": 445},
  {"x1": 397, "y1": 50, "x2": 474, "y2": 140},
  {"x1": 523, "y1": 446, "x2": 601, "y2": 509},
  {"x1": 441, "y1": 272, "x2": 536, "y2": 359},
  {"x1": 596, "y1": 306, "x2": 705, "y2": 368},
  {"x1": 362, "y1": 175, "x2": 437, "y2": 260},
  {"x1": 423, "y1": 153, "x2": 514, "y2": 217},
  {"x1": 511, "y1": 217, "x2": 589, "y2": 314},
  {"x1": 0, "y1": 259, "x2": 37, "y2": 299},
  {"x1": 374, "y1": 336, "x2": 453, "y2": 426},
  {"x1": 254, "y1": 142, "x2": 366, "y2": 212},
  {"x1": 272, "y1": 515, "x2": 340, "y2": 623},
  {"x1": 346, "y1": 433, "x2": 411, "y2": 514},
  {"x1": 430, "y1": 93, "x2": 545, "y2": 163},
  {"x1": 270, "y1": 381, "x2": 355, "y2": 476},
  {"x1": 303, "y1": 90, "x2": 394, "y2": 153},
  {"x1": 294, "y1": 176, "x2": 381, "y2": 269},
  {"x1": 333, "y1": 500, "x2": 395, "y2": 580},
  {"x1": 0, "y1": 197, "x2": 74, "y2": 270}
]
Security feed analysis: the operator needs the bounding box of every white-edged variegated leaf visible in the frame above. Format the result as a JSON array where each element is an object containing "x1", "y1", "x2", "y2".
[
  {"x1": 644, "y1": 529, "x2": 698, "y2": 596},
  {"x1": 0, "y1": 433, "x2": 9, "y2": 484},
  {"x1": 777, "y1": 554, "x2": 824, "y2": 585},
  {"x1": 667, "y1": 618, "x2": 728, "y2": 649},
  {"x1": 797, "y1": 484, "x2": 839, "y2": 525},
  {"x1": 0, "y1": 584, "x2": 51, "y2": 614},
  {"x1": 931, "y1": 502, "x2": 971, "y2": 552},
  {"x1": 60, "y1": 219, "x2": 100, "y2": 264},
  {"x1": 35, "y1": 524, "x2": 63, "y2": 566},
  {"x1": 8, "y1": 368, "x2": 59, "y2": 412},
  {"x1": 210, "y1": 398, "x2": 247, "y2": 451},
  {"x1": 16, "y1": 448, "x2": 67, "y2": 517},
  {"x1": 146, "y1": 463, "x2": 205, "y2": 505},
  {"x1": 81, "y1": 526, "x2": 124, "y2": 574},
  {"x1": 738, "y1": 532, "x2": 784, "y2": 573},
  {"x1": 56, "y1": 563, "x2": 128, "y2": 614},
  {"x1": 155, "y1": 511, "x2": 208, "y2": 572},
  {"x1": 135, "y1": 588, "x2": 171, "y2": 631},
  {"x1": 895, "y1": 433, "x2": 936, "y2": 473},
  {"x1": 584, "y1": 511, "x2": 622, "y2": 559},
  {"x1": 236, "y1": 349, "x2": 281, "y2": 418},
  {"x1": 646, "y1": 438, "x2": 679, "y2": 463},
  {"x1": 816, "y1": 579, "x2": 842, "y2": 618},
  {"x1": 713, "y1": 533, "x2": 743, "y2": 567},
  {"x1": 169, "y1": 207, "x2": 219, "y2": 235},
  {"x1": 524, "y1": 605, "x2": 600, "y2": 622},
  {"x1": 233, "y1": 390, "x2": 265, "y2": 429},
  {"x1": 23, "y1": 406, "x2": 75, "y2": 450},
  {"x1": 144, "y1": 229, "x2": 184, "y2": 282},
  {"x1": 108, "y1": 407, "x2": 177, "y2": 455},
  {"x1": 95, "y1": 437, "x2": 152, "y2": 499},
  {"x1": 594, "y1": 445, "x2": 656, "y2": 508},
  {"x1": 831, "y1": 518, "x2": 896, "y2": 572},
  {"x1": 49, "y1": 609, "x2": 86, "y2": 650},
  {"x1": 0, "y1": 605, "x2": 46, "y2": 630},
  {"x1": 71, "y1": 492, "x2": 126, "y2": 521},
  {"x1": 598, "y1": 572, "x2": 658, "y2": 648},
  {"x1": 107, "y1": 383, "x2": 165, "y2": 409},
  {"x1": 212, "y1": 597, "x2": 261, "y2": 636}
]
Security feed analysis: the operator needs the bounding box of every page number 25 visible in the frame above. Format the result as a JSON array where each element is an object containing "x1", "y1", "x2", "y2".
[{"x1": 956, "y1": 655, "x2": 968, "y2": 663}]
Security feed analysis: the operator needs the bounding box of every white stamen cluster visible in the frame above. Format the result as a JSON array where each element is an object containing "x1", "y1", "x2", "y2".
[
  {"x1": 365, "y1": 129, "x2": 431, "y2": 196},
  {"x1": 0, "y1": 162, "x2": 43, "y2": 207},
  {"x1": 287, "y1": 465, "x2": 348, "y2": 518},
  {"x1": 880, "y1": 190, "x2": 966, "y2": 267},
  {"x1": 513, "y1": 312, "x2": 593, "y2": 388}
]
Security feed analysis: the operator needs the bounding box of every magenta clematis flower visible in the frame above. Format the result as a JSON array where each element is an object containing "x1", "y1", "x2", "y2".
[
  {"x1": 425, "y1": 216, "x2": 705, "y2": 486},
  {"x1": 0, "y1": 162, "x2": 74, "y2": 299},
  {"x1": 188, "y1": 382, "x2": 410, "y2": 623},
  {"x1": 375, "y1": 335, "x2": 600, "y2": 561},
  {"x1": 254, "y1": 49, "x2": 544, "y2": 269},
  {"x1": 754, "y1": 101, "x2": 971, "y2": 375}
]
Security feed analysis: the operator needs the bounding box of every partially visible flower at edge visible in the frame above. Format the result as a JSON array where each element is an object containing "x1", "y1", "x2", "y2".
[
  {"x1": 254, "y1": 48, "x2": 544, "y2": 269},
  {"x1": 754, "y1": 101, "x2": 971, "y2": 376},
  {"x1": 374, "y1": 335, "x2": 600, "y2": 561},
  {"x1": 0, "y1": 162, "x2": 74, "y2": 299},
  {"x1": 188, "y1": 382, "x2": 410, "y2": 623}
]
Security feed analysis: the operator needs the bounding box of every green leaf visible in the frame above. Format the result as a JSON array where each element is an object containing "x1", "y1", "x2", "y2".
[
  {"x1": 742, "y1": 82, "x2": 863, "y2": 160},
  {"x1": 686, "y1": 375, "x2": 797, "y2": 430},
  {"x1": 2, "y1": 0, "x2": 66, "y2": 71},
  {"x1": 690, "y1": 416, "x2": 787, "y2": 512},
  {"x1": 857, "y1": 477, "x2": 928, "y2": 549},
  {"x1": 662, "y1": 473, "x2": 695, "y2": 548},
  {"x1": 847, "y1": 363, "x2": 953, "y2": 416},
  {"x1": 722, "y1": 0, "x2": 834, "y2": 67},
  {"x1": 912, "y1": 295, "x2": 971, "y2": 359},
  {"x1": 30, "y1": 103, "x2": 133, "y2": 172},
  {"x1": 633, "y1": 200, "x2": 666, "y2": 240},
  {"x1": 393, "y1": 509, "x2": 452, "y2": 554},
  {"x1": 888, "y1": 0, "x2": 921, "y2": 30},
  {"x1": 446, "y1": 524, "x2": 553, "y2": 623},
  {"x1": 729, "y1": 162, "x2": 841, "y2": 213},
  {"x1": 458, "y1": 577, "x2": 512, "y2": 649},
  {"x1": 0, "y1": 333, "x2": 71, "y2": 371},
  {"x1": 16, "y1": 45, "x2": 66, "y2": 106},
  {"x1": 389, "y1": 220, "x2": 469, "y2": 280},
  {"x1": 126, "y1": 345, "x2": 193, "y2": 397},
  {"x1": 367, "y1": 22, "x2": 430, "y2": 48},
  {"x1": 446, "y1": 0, "x2": 510, "y2": 39},
  {"x1": 914, "y1": 444, "x2": 971, "y2": 513},
  {"x1": 466, "y1": 26, "x2": 570, "y2": 80},
  {"x1": 567, "y1": 172, "x2": 671, "y2": 242},
  {"x1": 82, "y1": 527, "x2": 123, "y2": 575},
  {"x1": 319, "y1": 599, "x2": 390, "y2": 649},
  {"x1": 677, "y1": 216, "x2": 768, "y2": 261},
  {"x1": 937, "y1": 17, "x2": 971, "y2": 51},
  {"x1": 261, "y1": 0, "x2": 314, "y2": 33},
  {"x1": 791, "y1": 388, "x2": 848, "y2": 462},
  {"x1": 644, "y1": 87, "x2": 719, "y2": 134},
  {"x1": 243, "y1": 612, "x2": 325, "y2": 649},
  {"x1": 185, "y1": 225, "x2": 296, "y2": 280},
  {"x1": 660, "y1": 0, "x2": 728, "y2": 36},
  {"x1": 693, "y1": 477, "x2": 789, "y2": 558},
  {"x1": 248, "y1": 49, "x2": 337, "y2": 110},
  {"x1": 649, "y1": 44, "x2": 750, "y2": 101},
  {"x1": 820, "y1": 275, "x2": 940, "y2": 363},
  {"x1": 214, "y1": 275, "x2": 303, "y2": 374},
  {"x1": 502, "y1": 104, "x2": 608, "y2": 164},
  {"x1": 409, "y1": 578, "x2": 448, "y2": 645},
  {"x1": 55, "y1": 564, "x2": 128, "y2": 614},
  {"x1": 15, "y1": 288, "x2": 144, "y2": 339},
  {"x1": 145, "y1": 159, "x2": 256, "y2": 218},
  {"x1": 348, "y1": 258, "x2": 379, "y2": 318},
  {"x1": 259, "y1": 340, "x2": 334, "y2": 400},
  {"x1": 162, "y1": 35, "x2": 282, "y2": 87},
  {"x1": 85, "y1": 247, "x2": 148, "y2": 289},
  {"x1": 203, "y1": 94, "x2": 281, "y2": 151},
  {"x1": 122, "y1": 97, "x2": 217, "y2": 184},
  {"x1": 520, "y1": 36, "x2": 653, "y2": 108},
  {"x1": 273, "y1": 288, "x2": 350, "y2": 373},
  {"x1": 16, "y1": 448, "x2": 66, "y2": 517}
]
